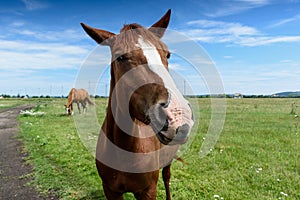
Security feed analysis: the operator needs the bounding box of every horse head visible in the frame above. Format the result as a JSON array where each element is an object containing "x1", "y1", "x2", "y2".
[
  {"x1": 81, "y1": 9, "x2": 194, "y2": 145},
  {"x1": 64, "y1": 104, "x2": 73, "y2": 115}
]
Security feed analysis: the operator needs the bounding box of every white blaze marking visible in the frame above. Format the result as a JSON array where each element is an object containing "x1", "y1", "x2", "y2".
[
  {"x1": 137, "y1": 36, "x2": 194, "y2": 138},
  {"x1": 137, "y1": 37, "x2": 178, "y2": 92}
]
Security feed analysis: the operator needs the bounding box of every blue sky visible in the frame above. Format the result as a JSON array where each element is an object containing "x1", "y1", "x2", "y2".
[{"x1": 1, "y1": 0, "x2": 300, "y2": 96}]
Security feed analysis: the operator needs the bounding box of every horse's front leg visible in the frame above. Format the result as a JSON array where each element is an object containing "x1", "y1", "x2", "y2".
[
  {"x1": 162, "y1": 164, "x2": 172, "y2": 200},
  {"x1": 82, "y1": 102, "x2": 87, "y2": 113},
  {"x1": 76, "y1": 102, "x2": 81, "y2": 114},
  {"x1": 102, "y1": 184, "x2": 124, "y2": 200},
  {"x1": 134, "y1": 182, "x2": 158, "y2": 200}
]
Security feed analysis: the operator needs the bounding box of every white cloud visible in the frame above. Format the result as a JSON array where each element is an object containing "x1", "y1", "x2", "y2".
[
  {"x1": 0, "y1": 39, "x2": 90, "y2": 70},
  {"x1": 224, "y1": 56, "x2": 234, "y2": 59},
  {"x1": 187, "y1": 20, "x2": 259, "y2": 36},
  {"x1": 183, "y1": 19, "x2": 300, "y2": 46},
  {"x1": 10, "y1": 21, "x2": 25, "y2": 27},
  {"x1": 218, "y1": 60, "x2": 300, "y2": 94},
  {"x1": 168, "y1": 63, "x2": 181, "y2": 71},
  {"x1": 239, "y1": 36, "x2": 300, "y2": 46},
  {"x1": 21, "y1": 0, "x2": 48, "y2": 11},
  {"x1": 204, "y1": 0, "x2": 271, "y2": 17},
  {"x1": 15, "y1": 28, "x2": 87, "y2": 42},
  {"x1": 0, "y1": 22, "x2": 111, "y2": 95},
  {"x1": 268, "y1": 14, "x2": 300, "y2": 28},
  {"x1": 0, "y1": 73, "x2": 74, "y2": 96},
  {"x1": 237, "y1": 0, "x2": 270, "y2": 4}
]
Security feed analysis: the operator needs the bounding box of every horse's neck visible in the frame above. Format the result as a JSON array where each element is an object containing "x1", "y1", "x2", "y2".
[
  {"x1": 102, "y1": 103, "x2": 160, "y2": 153},
  {"x1": 102, "y1": 81, "x2": 160, "y2": 152},
  {"x1": 67, "y1": 90, "x2": 74, "y2": 105}
]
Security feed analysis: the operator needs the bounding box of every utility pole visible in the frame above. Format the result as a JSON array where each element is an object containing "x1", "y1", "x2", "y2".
[{"x1": 61, "y1": 85, "x2": 64, "y2": 98}]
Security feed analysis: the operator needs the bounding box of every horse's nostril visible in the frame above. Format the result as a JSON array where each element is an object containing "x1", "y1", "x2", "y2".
[
  {"x1": 176, "y1": 124, "x2": 190, "y2": 135},
  {"x1": 160, "y1": 102, "x2": 168, "y2": 108}
]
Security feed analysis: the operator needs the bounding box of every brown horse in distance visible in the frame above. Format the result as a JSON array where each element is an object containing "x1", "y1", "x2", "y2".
[
  {"x1": 81, "y1": 9, "x2": 194, "y2": 200},
  {"x1": 65, "y1": 88, "x2": 94, "y2": 115}
]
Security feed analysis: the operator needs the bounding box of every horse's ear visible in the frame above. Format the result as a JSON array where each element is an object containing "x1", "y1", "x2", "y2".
[
  {"x1": 81, "y1": 23, "x2": 115, "y2": 46},
  {"x1": 149, "y1": 9, "x2": 171, "y2": 38}
]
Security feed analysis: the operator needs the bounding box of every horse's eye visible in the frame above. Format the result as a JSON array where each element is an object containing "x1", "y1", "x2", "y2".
[
  {"x1": 116, "y1": 55, "x2": 125, "y2": 62},
  {"x1": 166, "y1": 52, "x2": 171, "y2": 59}
]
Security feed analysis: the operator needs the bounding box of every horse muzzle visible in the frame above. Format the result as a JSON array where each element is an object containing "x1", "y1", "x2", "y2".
[
  {"x1": 157, "y1": 122, "x2": 191, "y2": 145},
  {"x1": 148, "y1": 95, "x2": 194, "y2": 145}
]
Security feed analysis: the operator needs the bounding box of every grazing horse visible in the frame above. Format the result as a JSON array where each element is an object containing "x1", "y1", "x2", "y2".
[
  {"x1": 65, "y1": 88, "x2": 94, "y2": 115},
  {"x1": 81, "y1": 9, "x2": 194, "y2": 200}
]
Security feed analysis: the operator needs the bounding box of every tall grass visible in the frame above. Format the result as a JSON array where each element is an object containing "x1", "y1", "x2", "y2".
[{"x1": 18, "y1": 98, "x2": 300, "y2": 199}]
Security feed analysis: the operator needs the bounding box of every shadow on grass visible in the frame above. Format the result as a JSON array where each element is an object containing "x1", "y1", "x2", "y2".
[
  {"x1": 79, "y1": 190, "x2": 107, "y2": 200},
  {"x1": 55, "y1": 113, "x2": 68, "y2": 117}
]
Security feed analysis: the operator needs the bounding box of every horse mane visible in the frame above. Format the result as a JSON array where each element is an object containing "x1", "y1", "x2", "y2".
[{"x1": 67, "y1": 88, "x2": 75, "y2": 106}]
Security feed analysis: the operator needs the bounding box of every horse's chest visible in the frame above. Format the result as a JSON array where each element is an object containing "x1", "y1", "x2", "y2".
[{"x1": 101, "y1": 167, "x2": 159, "y2": 193}]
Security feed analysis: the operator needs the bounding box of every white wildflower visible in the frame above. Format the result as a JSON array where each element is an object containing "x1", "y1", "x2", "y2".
[
  {"x1": 256, "y1": 167, "x2": 263, "y2": 173},
  {"x1": 20, "y1": 109, "x2": 45, "y2": 116},
  {"x1": 280, "y1": 192, "x2": 288, "y2": 196}
]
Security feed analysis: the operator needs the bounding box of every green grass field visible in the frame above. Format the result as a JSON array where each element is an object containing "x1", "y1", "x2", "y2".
[
  {"x1": 0, "y1": 98, "x2": 31, "y2": 110},
  {"x1": 16, "y1": 98, "x2": 300, "y2": 199}
]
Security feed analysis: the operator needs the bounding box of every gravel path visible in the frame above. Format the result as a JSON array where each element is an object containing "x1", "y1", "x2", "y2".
[{"x1": 0, "y1": 105, "x2": 57, "y2": 200}]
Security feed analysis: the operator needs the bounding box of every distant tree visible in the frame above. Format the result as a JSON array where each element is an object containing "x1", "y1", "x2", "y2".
[{"x1": 1, "y1": 94, "x2": 11, "y2": 98}]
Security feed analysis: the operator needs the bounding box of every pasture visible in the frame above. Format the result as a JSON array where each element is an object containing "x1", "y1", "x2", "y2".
[
  {"x1": 0, "y1": 98, "x2": 29, "y2": 110},
  {"x1": 14, "y1": 98, "x2": 300, "y2": 199}
]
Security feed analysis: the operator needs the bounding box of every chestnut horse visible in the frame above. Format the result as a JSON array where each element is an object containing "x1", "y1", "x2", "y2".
[
  {"x1": 81, "y1": 9, "x2": 194, "y2": 200},
  {"x1": 65, "y1": 88, "x2": 94, "y2": 115}
]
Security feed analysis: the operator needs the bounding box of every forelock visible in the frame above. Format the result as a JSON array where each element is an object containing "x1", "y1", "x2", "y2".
[
  {"x1": 120, "y1": 23, "x2": 143, "y2": 33},
  {"x1": 114, "y1": 23, "x2": 167, "y2": 54}
]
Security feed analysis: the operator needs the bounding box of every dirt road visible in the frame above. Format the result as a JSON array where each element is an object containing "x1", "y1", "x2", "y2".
[{"x1": 0, "y1": 105, "x2": 56, "y2": 200}]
